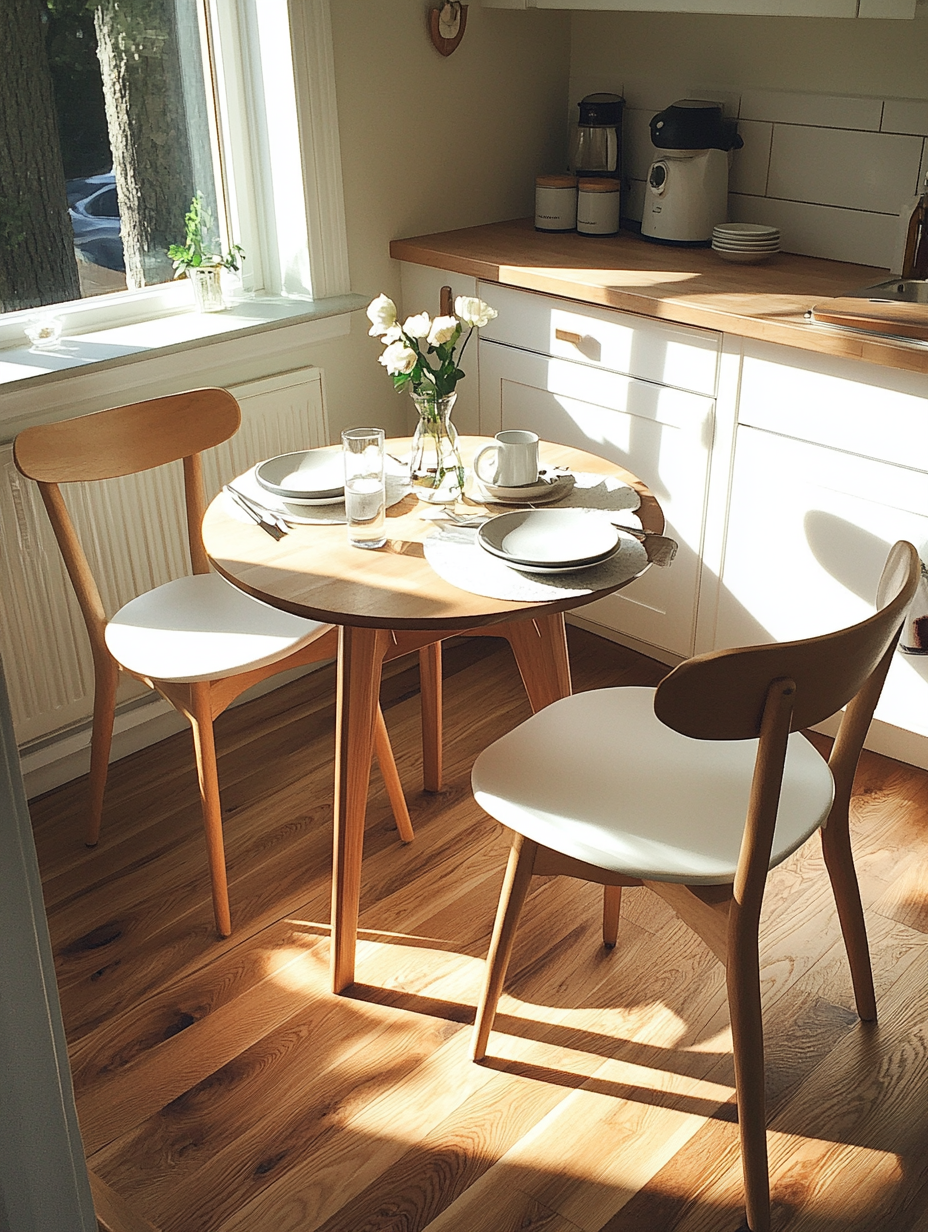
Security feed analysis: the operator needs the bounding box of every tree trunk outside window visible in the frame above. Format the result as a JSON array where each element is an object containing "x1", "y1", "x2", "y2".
[
  {"x1": 94, "y1": 0, "x2": 195, "y2": 288},
  {"x1": 0, "y1": 0, "x2": 81, "y2": 314}
]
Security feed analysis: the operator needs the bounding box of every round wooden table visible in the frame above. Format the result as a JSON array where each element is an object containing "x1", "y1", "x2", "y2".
[{"x1": 203, "y1": 437, "x2": 663, "y2": 992}]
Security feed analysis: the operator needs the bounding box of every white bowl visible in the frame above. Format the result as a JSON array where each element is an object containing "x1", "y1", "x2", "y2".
[{"x1": 256, "y1": 450, "x2": 344, "y2": 500}]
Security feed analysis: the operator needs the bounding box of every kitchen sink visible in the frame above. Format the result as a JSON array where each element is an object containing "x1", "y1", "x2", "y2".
[{"x1": 845, "y1": 278, "x2": 928, "y2": 304}]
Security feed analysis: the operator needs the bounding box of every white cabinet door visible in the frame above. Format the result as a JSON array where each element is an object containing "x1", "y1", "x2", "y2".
[
  {"x1": 480, "y1": 339, "x2": 714, "y2": 656},
  {"x1": 717, "y1": 425, "x2": 928, "y2": 762}
]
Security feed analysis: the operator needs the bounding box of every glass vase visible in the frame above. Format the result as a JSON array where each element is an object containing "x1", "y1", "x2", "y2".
[
  {"x1": 408, "y1": 390, "x2": 464, "y2": 504},
  {"x1": 188, "y1": 264, "x2": 224, "y2": 312}
]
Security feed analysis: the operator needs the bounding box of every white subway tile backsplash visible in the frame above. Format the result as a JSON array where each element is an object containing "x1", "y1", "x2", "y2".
[
  {"x1": 730, "y1": 121, "x2": 772, "y2": 197},
  {"x1": 882, "y1": 99, "x2": 928, "y2": 137},
  {"x1": 623, "y1": 108, "x2": 658, "y2": 182},
  {"x1": 767, "y1": 126, "x2": 923, "y2": 215},
  {"x1": 740, "y1": 89, "x2": 883, "y2": 132},
  {"x1": 729, "y1": 194, "x2": 896, "y2": 270}
]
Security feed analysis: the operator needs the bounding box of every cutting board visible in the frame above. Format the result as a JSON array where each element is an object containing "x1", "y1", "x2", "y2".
[{"x1": 811, "y1": 297, "x2": 928, "y2": 342}]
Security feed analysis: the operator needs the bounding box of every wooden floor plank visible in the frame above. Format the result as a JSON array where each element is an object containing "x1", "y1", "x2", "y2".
[{"x1": 25, "y1": 628, "x2": 928, "y2": 1232}]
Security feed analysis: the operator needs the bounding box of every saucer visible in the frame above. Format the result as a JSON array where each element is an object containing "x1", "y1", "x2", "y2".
[{"x1": 476, "y1": 469, "x2": 575, "y2": 505}]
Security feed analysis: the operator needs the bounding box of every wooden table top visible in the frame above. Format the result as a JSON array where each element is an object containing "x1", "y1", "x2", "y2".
[
  {"x1": 202, "y1": 437, "x2": 663, "y2": 632},
  {"x1": 390, "y1": 218, "x2": 928, "y2": 377}
]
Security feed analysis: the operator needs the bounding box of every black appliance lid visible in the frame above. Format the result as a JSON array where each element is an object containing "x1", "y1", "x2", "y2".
[
  {"x1": 577, "y1": 93, "x2": 625, "y2": 127},
  {"x1": 649, "y1": 99, "x2": 742, "y2": 151}
]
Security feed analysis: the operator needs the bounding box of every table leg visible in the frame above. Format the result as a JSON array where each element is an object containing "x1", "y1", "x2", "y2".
[
  {"x1": 497, "y1": 611, "x2": 572, "y2": 713},
  {"x1": 419, "y1": 642, "x2": 443, "y2": 792},
  {"x1": 332, "y1": 624, "x2": 391, "y2": 993}
]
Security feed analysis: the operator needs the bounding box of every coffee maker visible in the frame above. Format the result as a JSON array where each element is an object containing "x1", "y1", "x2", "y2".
[
  {"x1": 568, "y1": 93, "x2": 625, "y2": 183},
  {"x1": 640, "y1": 100, "x2": 742, "y2": 246}
]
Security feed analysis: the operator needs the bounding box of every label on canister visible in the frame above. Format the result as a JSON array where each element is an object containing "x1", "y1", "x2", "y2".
[
  {"x1": 577, "y1": 178, "x2": 620, "y2": 236},
  {"x1": 535, "y1": 175, "x2": 578, "y2": 232}
]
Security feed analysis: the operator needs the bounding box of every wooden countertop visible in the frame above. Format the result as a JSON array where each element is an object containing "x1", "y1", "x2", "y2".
[{"x1": 390, "y1": 218, "x2": 928, "y2": 376}]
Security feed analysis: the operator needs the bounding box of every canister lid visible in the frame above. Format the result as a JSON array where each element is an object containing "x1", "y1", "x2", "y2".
[
  {"x1": 536, "y1": 174, "x2": 579, "y2": 188},
  {"x1": 578, "y1": 178, "x2": 620, "y2": 192}
]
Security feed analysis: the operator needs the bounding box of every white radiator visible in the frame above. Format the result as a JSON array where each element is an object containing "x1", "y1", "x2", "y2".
[{"x1": 0, "y1": 368, "x2": 329, "y2": 750}]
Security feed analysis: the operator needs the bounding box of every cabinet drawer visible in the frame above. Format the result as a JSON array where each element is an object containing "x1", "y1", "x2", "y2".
[
  {"x1": 478, "y1": 282, "x2": 720, "y2": 397},
  {"x1": 738, "y1": 342, "x2": 928, "y2": 471}
]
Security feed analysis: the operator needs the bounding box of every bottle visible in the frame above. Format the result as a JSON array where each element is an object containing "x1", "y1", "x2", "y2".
[
  {"x1": 534, "y1": 175, "x2": 578, "y2": 232},
  {"x1": 900, "y1": 175, "x2": 928, "y2": 279}
]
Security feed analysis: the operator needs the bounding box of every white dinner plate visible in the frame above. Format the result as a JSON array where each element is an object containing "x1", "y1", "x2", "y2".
[
  {"x1": 255, "y1": 450, "x2": 345, "y2": 501},
  {"x1": 477, "y1": 508, "x2": 620, "y2": 568}
]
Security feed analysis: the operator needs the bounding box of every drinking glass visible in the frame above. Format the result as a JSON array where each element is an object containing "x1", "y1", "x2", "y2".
[{"x1": 342, "y1": 427, "x2": 386, "y2": 548}]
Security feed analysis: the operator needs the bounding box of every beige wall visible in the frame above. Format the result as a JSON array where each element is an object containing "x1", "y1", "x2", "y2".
[
  {"x1": 570, "y1": 8, "x2": 928, "y2": 102},
  {"x1": 307, "y1": 1, "x2": 570, "y2": 438}
]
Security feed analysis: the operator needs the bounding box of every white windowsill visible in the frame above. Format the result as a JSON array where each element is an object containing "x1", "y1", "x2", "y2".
[{"x1": 0, "y1": 291, "x2": 367, "y2": 395}]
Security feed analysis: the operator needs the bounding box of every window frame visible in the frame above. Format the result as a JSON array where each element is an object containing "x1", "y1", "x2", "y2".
[{"x1": 0, "y1": 0, "x2": 349, "y2": 350}]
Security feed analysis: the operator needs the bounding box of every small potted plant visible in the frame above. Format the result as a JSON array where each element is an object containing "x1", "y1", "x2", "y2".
[{"x1": 168, "y1": 193, "x2": 245, "y2": 312}]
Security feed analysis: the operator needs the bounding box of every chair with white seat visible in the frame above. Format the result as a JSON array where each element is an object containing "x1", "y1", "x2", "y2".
[
  {"x1": 14, "y1": 388, "x2": 416, "y2": 938},
  {"x1": 469, "y1": 540, "x2": 920, "y2": 1232}
]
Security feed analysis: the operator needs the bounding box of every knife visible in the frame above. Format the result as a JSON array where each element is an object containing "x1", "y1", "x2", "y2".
[{"x1": 224, "y1": 486, "x2": 287, "y2": 540}]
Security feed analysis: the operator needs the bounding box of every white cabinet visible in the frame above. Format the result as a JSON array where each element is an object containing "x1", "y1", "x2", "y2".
[
  {"x1": 713, "y1": 343, "x2": 928, "y2": 768},
  {"x1": 481, "y1": 0, "x2": 915, "y2": 15},
  {"x1": 479, "y1": 287, "x2": 720, "y2": 657}
]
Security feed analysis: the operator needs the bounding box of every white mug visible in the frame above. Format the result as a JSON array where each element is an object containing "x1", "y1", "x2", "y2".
[{"x1": 473, "y1": 430, "x2": 540, "y2": 488}]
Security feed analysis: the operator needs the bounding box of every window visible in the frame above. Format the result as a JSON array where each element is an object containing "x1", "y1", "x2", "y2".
[{"x1": 0, "y1": 0, "x2": 349, "y2": 344}]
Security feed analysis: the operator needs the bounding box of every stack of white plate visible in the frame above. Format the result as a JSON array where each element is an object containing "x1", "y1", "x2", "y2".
[
  {"x1": 711, "y1": 223, "x2": 780, "y2": 264},
  {"x1": 476, "y1": 509, "x2": 621, "y2": 575}
]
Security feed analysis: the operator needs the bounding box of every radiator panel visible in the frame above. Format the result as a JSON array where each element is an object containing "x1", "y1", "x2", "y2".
[{"x1": 0, "y1": 369, "x2": 328, "y2": 745}]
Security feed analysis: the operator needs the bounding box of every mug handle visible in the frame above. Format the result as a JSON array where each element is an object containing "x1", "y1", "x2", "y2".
[{"x1": 472, "y1": 445, "x2": 498, "y2": 484}]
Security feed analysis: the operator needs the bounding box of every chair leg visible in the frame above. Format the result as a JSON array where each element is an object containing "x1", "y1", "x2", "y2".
[
  {"x1": 373, "y1": 705, "x2": 414, "y2": 843},
  {"x1": 86, "y1": 657, "x2": 119, "y2": 847},
  {"x1": 821, "y1": 821, "x2": 877, "y2": 1022},
  {"x1": 188, "y1": 682, "x2": 232, "y2": 938},
  {"x1": 727, "y1": 932, "x2": 770, "y2": 1232},
  {"x1": 602, "y1": 885, "x2": 622, "y2": 949},
  {"x1": 473, "y1": 835, "x2": 538, "y2": 1062},
  {"x1": 419, "y1": 643, "x2": 443, "y2": 793}
]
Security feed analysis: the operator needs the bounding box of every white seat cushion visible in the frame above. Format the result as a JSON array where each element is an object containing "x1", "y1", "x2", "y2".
[
  {"x1": 105, "y1": 573, "x2": 330, "y2": 683},
  {"x1": 472, "y1": 687, "x2": 835, "y2": 884}
]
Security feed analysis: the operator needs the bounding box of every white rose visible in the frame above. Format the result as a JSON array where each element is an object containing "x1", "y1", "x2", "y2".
[
  {"x1": 454, "y1": 296, "x2": 498, "y2": 329},
  {"x1": 427, "y1": 315, "x2": 458, "y2": 347},
  {"x1": 381, "y1": 324, "x2": 403, "y2": 345},
  {"x1": 402, "y1": 311, "x2": 432, "y2": 339},
  {"x1": 378, "y1": 340, "x2": 417, "y2": 375},
  {"x1": 366, "y1": 293, "x2": 397, "y2": 336}
]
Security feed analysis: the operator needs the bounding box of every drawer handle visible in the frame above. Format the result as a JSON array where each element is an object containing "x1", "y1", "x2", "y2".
[{"x1": 555, "y1": 328, "x2": 584, "y2": 346}]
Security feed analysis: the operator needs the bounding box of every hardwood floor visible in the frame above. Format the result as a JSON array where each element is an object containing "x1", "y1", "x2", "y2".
[{"x1": 30, "y1": 628, "x2": 928, "y2": 1232}]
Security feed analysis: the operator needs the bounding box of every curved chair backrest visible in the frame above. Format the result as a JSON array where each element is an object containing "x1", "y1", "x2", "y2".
[
  {"x1": 655, "y1": 541, "x2": 920, "y2": 742},
  {"x1": 13, "y1": 388, "x2": 241, "y2": 483},
  {"x1": 13, "y1": 389, "x2": 243, "y2": 660}
]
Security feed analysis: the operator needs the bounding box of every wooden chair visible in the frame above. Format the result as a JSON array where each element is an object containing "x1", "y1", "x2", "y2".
[
  {"x1": 14, "y1": 388, "x2": 416, "y2": 938},
  {"x1": 469, "y1": 540, "x2": 920, "y2": 1232}
]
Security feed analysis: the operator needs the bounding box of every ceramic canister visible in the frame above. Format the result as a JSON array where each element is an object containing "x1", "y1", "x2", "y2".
[
  {"x1": 577, "y1": 178, "x2": 621, "y2": 236},
  {"x1": 535, "y1": 175, "x2": 578, "y2": 232}
]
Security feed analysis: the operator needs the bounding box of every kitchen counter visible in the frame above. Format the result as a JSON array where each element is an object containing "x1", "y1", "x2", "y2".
[{"x1": 390, "y1": 218, "x2": 927, "y2": 376}]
